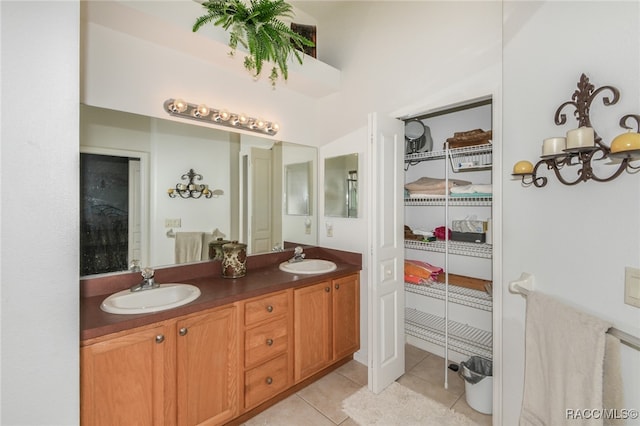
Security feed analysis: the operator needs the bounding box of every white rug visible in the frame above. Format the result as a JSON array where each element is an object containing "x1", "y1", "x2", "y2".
[{"x1": 342, "y1": 382, "x2": 480, "y2": 426}]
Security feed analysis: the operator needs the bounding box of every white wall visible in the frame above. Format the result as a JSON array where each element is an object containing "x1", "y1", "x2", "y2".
[
  {"x1": 81, "y1": 0, "x2": 328, "y2": 147},
  {"x1": 0, "y1": 1, "x2": 80, "y2": 424},
  {"x1": 310, "y1": 1, "x2": 502, "y2": 142},
  {"x1": 151, "y1": 119, "x2": 233, "y2": 266},
  {"x1": 503, "y1": 2, "x2": 640, "y2": 424}
]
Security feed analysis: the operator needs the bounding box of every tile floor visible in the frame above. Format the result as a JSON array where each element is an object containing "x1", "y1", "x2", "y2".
[{"x1": 242, "y1": 344, "x2": 492, "y2": 425}]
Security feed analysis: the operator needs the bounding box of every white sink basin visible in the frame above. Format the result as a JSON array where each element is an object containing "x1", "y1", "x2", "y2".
[
  {"x1": 279, "y1": 259, "x2": 337, "y2": 275},
  {"x1": 101, "y1": 283, "x2": 201, "y2": 315}
]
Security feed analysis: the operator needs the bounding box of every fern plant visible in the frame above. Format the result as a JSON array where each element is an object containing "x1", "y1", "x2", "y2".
[{"x1": 193, "y1": 0, "x2": 315, "y2": 87}]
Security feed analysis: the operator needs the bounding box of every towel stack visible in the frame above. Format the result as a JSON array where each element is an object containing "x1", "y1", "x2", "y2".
[
  {"x1": 404, "y1": 176, "x2": 471, "y2": 197},
  {"x1": 404, "y1": 259, "x2": 443, "y2": 285}
]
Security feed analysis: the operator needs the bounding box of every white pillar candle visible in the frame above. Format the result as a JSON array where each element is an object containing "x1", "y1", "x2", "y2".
[
  {"x1": 566, "y1": 127, "x2": 595, "y2": 149},
  {"x1": 542, "y1": 137, "x2": 567, "y2": 155}
]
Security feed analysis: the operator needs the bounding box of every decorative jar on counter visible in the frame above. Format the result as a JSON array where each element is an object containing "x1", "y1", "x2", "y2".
[
  {"x1": 208, "y1": 238, "x2": 230, "y2": 261},
  {"x1": 221, "y1": 240, "x2": 247, "y2": 278}
]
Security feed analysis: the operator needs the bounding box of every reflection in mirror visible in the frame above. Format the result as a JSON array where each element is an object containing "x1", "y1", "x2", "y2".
[
  {"x1": 285, "y1": 162, "x2": 312, "y2": 215},
  {"x1": 324, "y1": 154, "x2": 359, "y2": 218},
  {"x1": 80, "y1": 104, "x2": 317, "y2": 277}
]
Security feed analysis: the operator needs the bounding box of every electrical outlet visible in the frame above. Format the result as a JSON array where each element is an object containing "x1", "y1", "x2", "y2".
[
  {"x1": 326, "y1": 223, "x2": 333, "y2": 237},
  {"x1": 165, "y1": 218, "x2": 181, "y2": 228},
  {"x1": 624, "y1": 267, "x2": 640, "y2": 308}
]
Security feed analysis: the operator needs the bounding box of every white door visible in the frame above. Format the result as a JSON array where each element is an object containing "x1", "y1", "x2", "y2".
[
  {"x1": 368, "y1": 113, "x2": 405, "y2": 393},
  {"x1": 250, "y1": 147, "x2": 273, "y2": 253}
]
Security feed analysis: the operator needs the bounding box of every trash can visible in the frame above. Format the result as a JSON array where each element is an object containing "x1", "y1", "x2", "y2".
[{"x1": 459, "y1": 356, "x2": 493, "y2": 415}]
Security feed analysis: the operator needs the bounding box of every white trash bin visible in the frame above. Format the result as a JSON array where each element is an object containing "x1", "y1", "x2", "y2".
[
  {"x1": 460, "y1": 356, "x2": 493, "y2": 415},
  {"x1": 464, "y1": 374, "x2": 493, "y2": 414}
]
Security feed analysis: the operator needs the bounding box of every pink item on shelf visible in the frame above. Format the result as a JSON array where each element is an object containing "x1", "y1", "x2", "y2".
[{"x1": 434, "y1": 226, "x2": 452, "y2": 240}]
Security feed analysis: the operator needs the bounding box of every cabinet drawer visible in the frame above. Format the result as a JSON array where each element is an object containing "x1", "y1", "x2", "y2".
[
  {"x1": 245, "y1": 317, "x2": 288, "y2": 368},
  {"x1": 244, "y1": 291, "x2": 288, "y2": 326},
  {"x1": 244, "y1": 354, "x2": 289, "y2": 409}
]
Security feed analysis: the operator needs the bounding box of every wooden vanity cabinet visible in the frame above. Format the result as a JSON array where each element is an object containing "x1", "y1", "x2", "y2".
[
  {"x1": 294, "y1": 273, "x2": 360, "y2": 382},
  {"x1": 331, "y1": 274, "x2": 360, "y2": 360},
  {"x1": 81, "y1": 323, "x2": 172, "y2": 426},
  {"x1": 241, "y1": 290, "x2": 293, "y2": 410},
  {"x1": 81, "y1": 272, "x2": 360, "y2": 425},
  {"x1": 176, "y1": 304, "x2": 240, "y2": 426},
  {"x1": 81, "y1": 303, "x2": 240, "y2": 426}
]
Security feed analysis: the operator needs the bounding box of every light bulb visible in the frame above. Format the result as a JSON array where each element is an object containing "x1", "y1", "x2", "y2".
[
  {"x1": 219, "y1": 109, "x2": 231, "y2": 121},
  {"x1": 194, "y1": 104, "x2": 210, "y2": 118},
  {"x1": 270, "y1": 122, "x2": 280, "y2": 133},
  {"x1": 255, "y1": 118, "x2": 266, "y2": 129},
  {"x1": 172, "y1": 98, "x2": 188, "y2": 113},
  {"x1": 238, "y1": 113, "x2": 248, "y2": 125}
]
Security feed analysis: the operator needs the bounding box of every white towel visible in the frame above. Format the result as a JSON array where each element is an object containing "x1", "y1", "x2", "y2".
[
  {"x1": 450, "y1": 184, "x2": 493, "y2": 194},
  {"x1": 174, "y1": 232, "x2": 203, "y2": 263},
  {"x1": 603, "y1": 334, "x2": 625, "y2": 426},
  {"x1": 520, "y1": 292, "x2": 611, "y2": 426}
]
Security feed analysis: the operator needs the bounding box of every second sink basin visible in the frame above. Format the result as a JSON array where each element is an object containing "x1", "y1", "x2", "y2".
[
  {"x1": 279, "y1": 259, "x2": 337, "y2": 275},
  {"x1": 101, "y1": 283, "x2": 201, "y2": 315}
]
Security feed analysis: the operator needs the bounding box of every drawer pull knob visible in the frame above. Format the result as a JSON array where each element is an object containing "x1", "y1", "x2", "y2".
[
  {"x1": 266, "y1": 338, "x2": 274, "y2": 346},
  {"x1": 325, "y1": 287, "x2": 330, "y2": 292},
  {"x1": 266, "y1": 377, "x2": 273, "y2": 385},
  {"x1": 266, "y1": 305, "x2": 274, "y2": 313},
  {"x1": 179, "y1": 327, "x2": 188, "y2": 336},
  {"x1": 335, "y1": 284, "x2": 340, "y2": 290},
  {"x1": 155, "y1": 335, "x2": 165, "y2": 344}
]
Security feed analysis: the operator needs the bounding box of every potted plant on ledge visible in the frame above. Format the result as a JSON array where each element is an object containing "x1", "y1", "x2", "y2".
[{"x1": 193, "y1": 0, "x2": 316, "y2": 87}]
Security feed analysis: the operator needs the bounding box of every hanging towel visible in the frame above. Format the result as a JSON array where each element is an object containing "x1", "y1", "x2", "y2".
[
  {"x1": 175, "y1": 232, "x2": 204, "y2": 264},
  {"x1": 520, "y1": 291, "x2": 611, "y2": 426},
  {"x1": 603, "y1": 334, "x2": 625, "y2": 426}
]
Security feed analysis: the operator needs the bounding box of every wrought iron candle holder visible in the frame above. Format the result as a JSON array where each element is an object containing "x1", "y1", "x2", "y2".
[
  {"x1": 513, "y1": 73, "x2": 640, "y2": 187},
  {"x1": 168, "y1": 169, "x2": 212, "y2": 199}
]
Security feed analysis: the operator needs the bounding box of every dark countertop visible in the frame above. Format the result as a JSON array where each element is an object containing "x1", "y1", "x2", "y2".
[{"x1": 81, "y1": 247, "x2": 362, "y2": 342}]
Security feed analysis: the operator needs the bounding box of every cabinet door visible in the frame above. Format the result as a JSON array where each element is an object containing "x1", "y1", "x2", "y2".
[
  {"x1": 81, "y1": 324, "x2": 169, "y2": 426},
  {"x1": 294, "y1": 281, "x2": 332, "y2": 382},
  {"x1": 332, "y1": 274, "x2": 360, "y2": 360},
  {"x1": 176, "y1": 305, "x2": 239, "y2": 426}
]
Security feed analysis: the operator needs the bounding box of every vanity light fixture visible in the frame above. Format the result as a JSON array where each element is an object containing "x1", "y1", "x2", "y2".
[
  {"x1": 164, "y1": 98, "x2": 279, "y2": 135},
  {"x1": 513, "y1": 73, "x2": 640, "y2": 187},
  {"x1": 168, "y1": 169, "x2": 212, "y2": 199}
]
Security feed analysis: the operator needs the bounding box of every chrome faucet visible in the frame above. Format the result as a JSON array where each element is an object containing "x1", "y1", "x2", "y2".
[
  {"x1": 288, "y1": 246, "x2": 306, "y2": 263},
  {"x1": 130, "y1": 267, "x2": 159, "y2": 292}
]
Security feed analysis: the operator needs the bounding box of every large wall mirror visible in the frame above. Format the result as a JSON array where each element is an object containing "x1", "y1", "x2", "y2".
[
  {"x1": 80, "y1": 104, "x2": 318, "y2": 277},
  {"x1": 324, "y1": 153, "x2": 359, "y2": 218}
]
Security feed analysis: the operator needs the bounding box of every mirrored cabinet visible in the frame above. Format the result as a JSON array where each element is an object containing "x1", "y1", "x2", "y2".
[{"x1": 324, "y1": 153, "x2": 358, "y2": 218}]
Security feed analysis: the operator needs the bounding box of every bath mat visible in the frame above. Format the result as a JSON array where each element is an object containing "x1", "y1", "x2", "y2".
[{"x1": 342, "y1": 382, "x2": 480, "y2": 426}]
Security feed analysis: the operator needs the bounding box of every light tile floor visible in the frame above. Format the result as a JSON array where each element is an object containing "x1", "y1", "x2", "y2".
[{"x1": 242, "y1": 344, "x2": 492, "y2": 426}]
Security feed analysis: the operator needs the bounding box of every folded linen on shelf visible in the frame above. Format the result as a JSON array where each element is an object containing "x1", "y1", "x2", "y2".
[
  {"x1": 408, "y1": 190, "x2": 448, "y2": 197},
  {"x1": 404, "y1": 259, "x2": 443, "y2": 281},
  {"x1": 404, "y1": 177, "x2": 472, "y2": 195},
  {"x1": 450, "y1": 184, "x2": 493, "y2": 194},
  {"x1": 449, "y1": 192, "x2": 492, "y2": 198}
]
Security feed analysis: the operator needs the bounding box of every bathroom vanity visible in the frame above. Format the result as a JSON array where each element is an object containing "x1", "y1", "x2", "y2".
[{"x1": 80, "y1": 247, "x2": 361, "y2": 425}]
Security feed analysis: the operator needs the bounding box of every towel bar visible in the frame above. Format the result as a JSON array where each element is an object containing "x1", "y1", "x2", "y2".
[{"x1": 510, "y1": 273, "x2": 640, "y2": 351}]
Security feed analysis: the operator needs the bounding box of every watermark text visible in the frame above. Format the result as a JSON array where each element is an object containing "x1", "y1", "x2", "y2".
[{"x1": 566, "y1": 408, "x2": 639, "y2": 421}]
